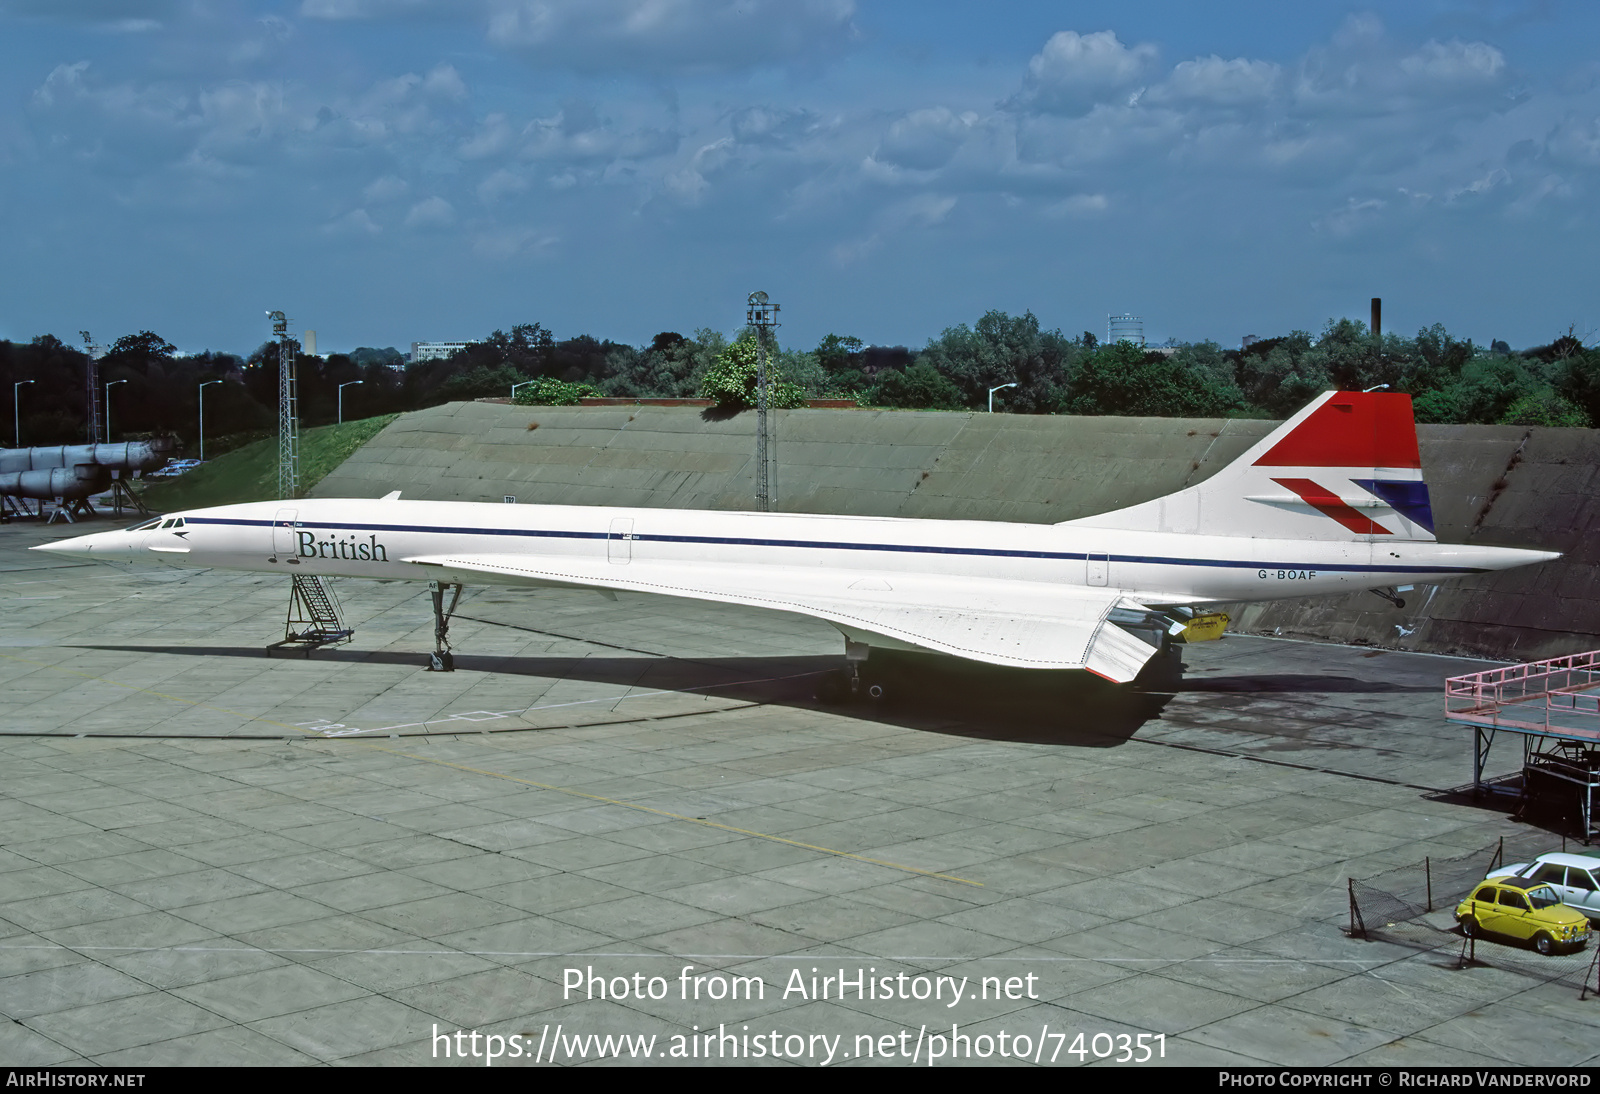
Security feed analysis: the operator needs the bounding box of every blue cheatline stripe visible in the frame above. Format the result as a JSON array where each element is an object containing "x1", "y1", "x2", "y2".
[{"x1": 183, "y1": 516, "x2": 1487, "y2": 576}]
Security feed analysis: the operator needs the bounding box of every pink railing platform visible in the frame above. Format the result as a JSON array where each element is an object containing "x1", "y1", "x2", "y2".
[{"x1": 1446, "y1": 649, "x2": 1600, "y2": 742}]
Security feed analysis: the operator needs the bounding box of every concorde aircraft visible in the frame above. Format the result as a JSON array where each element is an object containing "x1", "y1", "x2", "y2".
[{"x1": 32, "y1": 391, "x2": 1558, "y2": 686}]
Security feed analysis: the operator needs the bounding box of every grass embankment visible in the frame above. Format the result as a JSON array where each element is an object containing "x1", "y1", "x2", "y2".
[{"x1": 138, "y1": 414, "x2": 399, "y2": 511}]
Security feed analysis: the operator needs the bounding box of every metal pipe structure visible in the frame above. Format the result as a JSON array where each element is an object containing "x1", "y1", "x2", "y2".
[
  {"x1": 0, "y1": 440, "x2": 171, "y2": 502},
  {"x1": 13, "y1": 380, "x2": 33, "y2": 447},
  {"x1": 199, "y1": 381, "x2": 221, "y2": 462}
]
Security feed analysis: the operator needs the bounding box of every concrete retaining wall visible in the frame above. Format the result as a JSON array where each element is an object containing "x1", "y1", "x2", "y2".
[{"x1": 312, "y1": 401, "x2": 1599, "y2": 662}]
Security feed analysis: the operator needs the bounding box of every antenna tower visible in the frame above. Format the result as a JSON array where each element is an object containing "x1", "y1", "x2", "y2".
[
  {"x1": 269, "y1": 311, "x2": 299, "y2": 499},
  {"x1": 79, "y1": 331, "x2": 103, "y2": 445},
  {"x1": 746, "y1": 291, "x2": 780, "y2": 512}
]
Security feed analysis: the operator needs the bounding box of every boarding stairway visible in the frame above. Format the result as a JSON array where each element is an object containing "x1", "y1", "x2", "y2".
[{"x1": 266, "y1": 574, "x2": 354, "y2": 657}]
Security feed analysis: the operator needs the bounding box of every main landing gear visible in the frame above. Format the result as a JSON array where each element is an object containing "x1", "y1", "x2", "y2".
[
  {"x1": 1369, "y1": 585, "x2": 1410, "y2": 609},
  {"x1": 815, "y1": 640, "x2": 888, "y2": 705},
  {"x1": 429, "y1": 580, "x2": 463, "y2": 671}
]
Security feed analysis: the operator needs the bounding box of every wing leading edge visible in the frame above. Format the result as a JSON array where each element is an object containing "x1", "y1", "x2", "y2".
[{"x1": 401, "y1": 552, "x2": 1160, "y2": 682}]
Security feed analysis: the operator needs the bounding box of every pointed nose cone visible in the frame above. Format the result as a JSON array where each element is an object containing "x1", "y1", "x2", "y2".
[{"x1": 31, "y1": 533, "x2": 104, "y2": 559}]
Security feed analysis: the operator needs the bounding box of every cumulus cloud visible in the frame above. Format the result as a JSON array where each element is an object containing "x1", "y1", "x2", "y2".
[
  {"x1": 1545, "y1": 114, "x2": 1600, "y2": 167},
  {"x1": 874, "y1": 107, "x2": 977, "y2": 170},
  {"x1": 1401, "y1": 39, "x2": 1505, "y2": 85},
  {"x1": 0, "y1": 0, "x2": 179, "y2": 25},
  {"x1": 1293, "y1": 17, "x2": 1509, "y2": 117},
  {"x1": 404, "y1": 195, "x2": 456, "y2": 228},
  {"x1": 519, "y1": 104, "x2": 679, "y2": 163},
  {"x1": 729, "y1": 106, "x2": 824, "y2": 147},
  {"x1": 322, "y1": 207, "x2": 382, "y2": 235},
  {"x1": 363, "y1": 174, "x2": 410, "y2": 202},
  {"x1": 301, "y1": 0, "x2": 857, "y2": 73},
  {"x1": 1149, "y1": 55, "x2": 1280, "y2": 107},
  {"x1": 483, "y1": 0, "x2": 856, "y2": 74},
  {"x1": 460, "y1": 112, "x2": 516, "y2": 159},
  {"x1": 1045, "y1": 193, "x2": 1109, "y2": 218},
  {"x1": 476, "y1": 167, "x2": 528, "y2": 203},
  {"x1": 1006, "y1": 30, "x2": 1158, "y2": 116},
  {"x1": 300, "y1": 0, "x2": 462, "y2": 17}
]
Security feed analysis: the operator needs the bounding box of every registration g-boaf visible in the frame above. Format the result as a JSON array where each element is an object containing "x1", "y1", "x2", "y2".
[{"x1": 36, "y1": 391, "x2": 1559, "y2": 689}]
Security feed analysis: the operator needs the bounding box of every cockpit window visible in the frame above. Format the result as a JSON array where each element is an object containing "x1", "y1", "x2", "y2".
[
  {"x1": 125, "y1": 518, "x2": 162, "y2": 532},
  {"x1": 160, "y1": 519, "x2": 177, "y2": 529},
  {"x1": 173, "y1": 518, "x2": 185, "y2": 528}
]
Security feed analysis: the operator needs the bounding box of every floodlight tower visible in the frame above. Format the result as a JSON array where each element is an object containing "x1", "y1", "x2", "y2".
[
  {"x1": 269, "y1": 310, "x2": 299, "y2": 499},
  {"x1": 746, "y1": 291, "x2": 780, "y2": 512},
  {"x1": 80, "y1": 331, "x2": 103, "y2": 445}
]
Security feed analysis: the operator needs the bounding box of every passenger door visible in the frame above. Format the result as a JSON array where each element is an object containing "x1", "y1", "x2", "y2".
[
  {"x1": 272, "y1": 508, "x2": 299, "y2": 564},
  {"x1": 1494, "y1": 888, "x2": 1534, "y2": 941},
  {"x1": 608, "y1": 517, "x2": 634, "y2": 565}
]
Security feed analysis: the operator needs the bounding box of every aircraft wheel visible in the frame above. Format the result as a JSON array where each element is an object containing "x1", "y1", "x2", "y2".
[
  {"x1": 428, "y1": 651, "x2": 454, "y2": 672},
  {"x1": 866, "y1": 683, "x2": 885, "y2": 701}
]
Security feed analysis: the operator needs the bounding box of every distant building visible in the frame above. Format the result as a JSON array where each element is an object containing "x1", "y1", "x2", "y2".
[
  {"x1": 1107, "y1": 314, "x2": 1144, "y2": 347},
  {"x1": 410, "y1": 341, "x2": 474, "y2": 363},
  {"x1": 1242, "y1": 335, "x2": 1259, "y2": 350}
]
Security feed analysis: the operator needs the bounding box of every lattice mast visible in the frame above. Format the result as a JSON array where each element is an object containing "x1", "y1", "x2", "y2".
[
  {"x1": 79, "y1": 331, "x2": 102, "y2": 445},
  {"x1": 269, "y1": 310, "x2": 299, "y2": 499},
  {"x1": 746, "y1": 291, "x2": 780, "y2": 512}
]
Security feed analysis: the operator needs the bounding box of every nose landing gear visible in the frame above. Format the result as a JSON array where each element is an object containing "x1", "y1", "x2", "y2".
[{"x1": 428, "y1": 580, "x2": 463, "y2": 671}]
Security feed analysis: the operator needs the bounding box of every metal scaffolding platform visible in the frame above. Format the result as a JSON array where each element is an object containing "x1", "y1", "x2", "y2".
[
  {"x1": 266, "y1": 574, "x2": 354, "y2": 657},
  {"x1": 1447, "y1": 650, "x2": 1600, "y2": 840}
]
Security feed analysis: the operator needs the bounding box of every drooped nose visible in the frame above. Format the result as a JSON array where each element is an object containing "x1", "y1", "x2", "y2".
[{"x1": 30, "y1": 531, "x2": 118, "y2": 559}]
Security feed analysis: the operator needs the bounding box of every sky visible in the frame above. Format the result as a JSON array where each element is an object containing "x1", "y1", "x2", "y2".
[{"x1": 2, "y1": 1, "x2": 1597, "y2": 356}]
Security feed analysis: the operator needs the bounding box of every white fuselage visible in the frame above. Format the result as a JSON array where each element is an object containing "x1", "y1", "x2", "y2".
[{"x1": 57, "y1": 496, "x2": 1544, "y2": 605}]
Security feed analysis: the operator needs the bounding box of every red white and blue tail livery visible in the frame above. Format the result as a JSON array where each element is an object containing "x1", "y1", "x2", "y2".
[
  {"x1": 1071, "y1": 390, "x2": 1436, "y2": 541},
  {"x1": 35, "y1": 391, "x2": 1557, "y2": 684}
]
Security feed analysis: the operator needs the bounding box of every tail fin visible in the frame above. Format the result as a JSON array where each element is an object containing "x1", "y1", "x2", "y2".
[{"x1": 1064, "y1": 391, "x2": 1437, "y2": 542}]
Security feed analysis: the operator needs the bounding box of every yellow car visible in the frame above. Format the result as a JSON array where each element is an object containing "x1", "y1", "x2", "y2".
[{"x1": 1456, "y1": 879, "x2": 1592, "y2": 955}]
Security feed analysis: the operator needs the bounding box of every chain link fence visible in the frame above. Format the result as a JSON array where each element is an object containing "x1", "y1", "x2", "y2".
[{"x1": 1347, "y1": 832, "x2": 1600, "y2": 995}]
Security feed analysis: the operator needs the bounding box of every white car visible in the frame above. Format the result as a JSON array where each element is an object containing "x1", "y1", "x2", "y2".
[
  {"x1": 145, "y1": 459, "x2": 201, "y2": 479},
  {"x1": 1489, "y1": 852, "x2": 1600, "y2": 922}
]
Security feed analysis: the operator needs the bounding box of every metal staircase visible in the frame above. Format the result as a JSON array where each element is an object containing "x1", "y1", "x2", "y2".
[{"x1": 267, "y1": 574, "x2": 354, "y2": 656}]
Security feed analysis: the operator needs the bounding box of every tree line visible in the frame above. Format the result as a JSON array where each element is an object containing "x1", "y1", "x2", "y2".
[{"x1": 2, "y1": 313, "x2": 1595, "y2": 456}]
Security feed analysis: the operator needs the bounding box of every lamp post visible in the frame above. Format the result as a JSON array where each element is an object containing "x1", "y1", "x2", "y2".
[
  {"x1": 338, "y1": 381, "x2": 363, "y2": 424},
  {"x1": 988, "y1": 382, "x2": 1018, "y2": 413},
  {"x1": 198, "y1": 380, "x2": 221, "y2": 461},
  {"x1": 13, "y1": 380, "x2": 33, "y2": 447},
  {"x1": 511, "y1": 380, "x2": 536, "y2": 400},
  {"x1": 104, "y1": 379, "x2": 128, "y2": 443}
]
